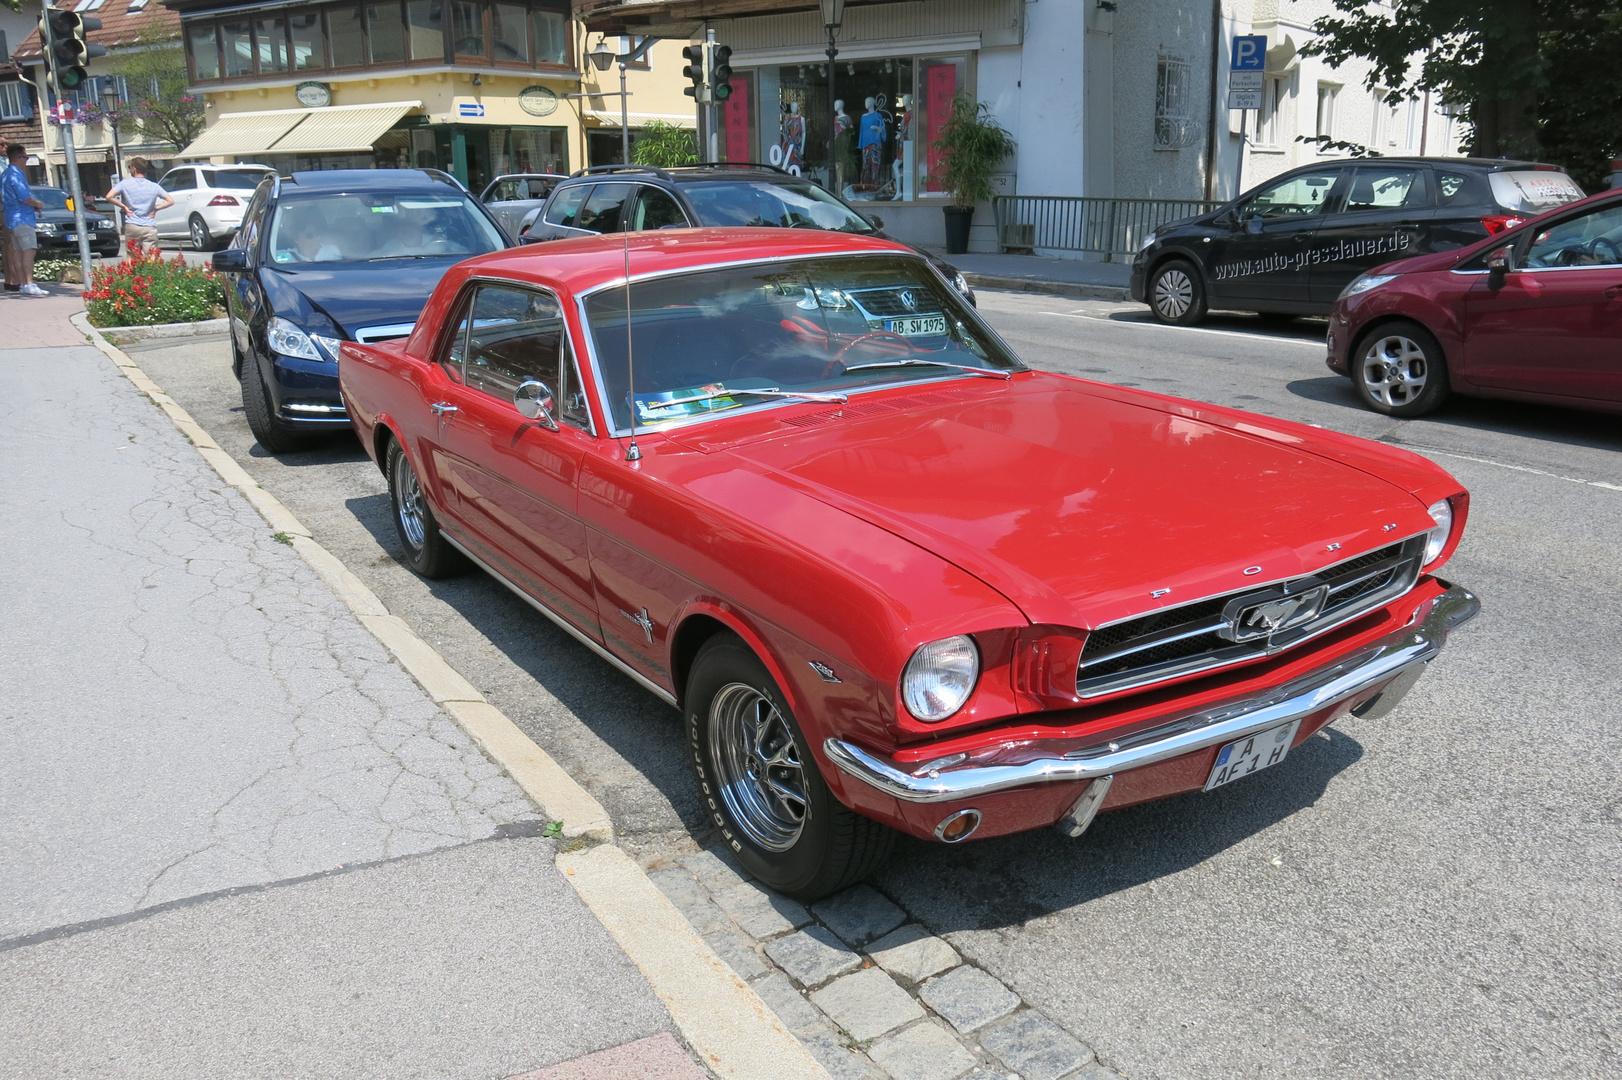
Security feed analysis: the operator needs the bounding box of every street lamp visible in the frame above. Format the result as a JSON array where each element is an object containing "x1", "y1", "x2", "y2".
[
  {"x1": 819, "y1": 0, "x2": 845, "y2": 189},
  {"x1": 588, "y1": 37, "x2": 631, "y2": 165},
  {"x1": 100, "y1": 81, "x2": 125, "y2": 233}
]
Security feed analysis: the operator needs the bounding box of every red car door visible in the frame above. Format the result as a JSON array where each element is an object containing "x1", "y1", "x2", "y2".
[
  {"x1": 1462, "y1": 199, "x2": 1622, "y2": 404},
  {"x1": 429, "y1": 283, "x2": 601, "y2": 637}
]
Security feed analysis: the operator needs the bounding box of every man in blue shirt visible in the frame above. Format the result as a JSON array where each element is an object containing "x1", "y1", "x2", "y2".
[
  {"x1": 106, "y1": 156, "x2": 172, "y2": 252},
  {"x1": 3, "y1": 142, "x2": 47, "y2": 296}
]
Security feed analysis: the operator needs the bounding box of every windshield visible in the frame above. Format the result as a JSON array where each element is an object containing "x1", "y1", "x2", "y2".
[
  {"x1": 31, "y1": 188, "x2": 70, "y2": 211},
  {"x1": 208, "y1": 169, "x2": 272, "y2": 190},
  {"x1": 683, "y1": 180, "x2": 875, "y2": 233},
  {"x1": 585, "y1": 255, "x2": 1022, "y2": 432},
  {"x1": 267, "y1": 190, "x2": 505, "y2": 264}
]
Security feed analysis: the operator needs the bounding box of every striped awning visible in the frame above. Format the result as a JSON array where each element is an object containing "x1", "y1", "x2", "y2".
[
  {"x1": 178, "y1": 101, "x2": 421, "y2": 159},
  {"x1": 585, "y1": 109, "x2": 696, "y2": 129}
]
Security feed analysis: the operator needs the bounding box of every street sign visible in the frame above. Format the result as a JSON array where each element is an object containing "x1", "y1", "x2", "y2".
[
  {"x1": 1232, "y1": 35, "x2": 1267, "y2": 71},
  {"x1": 1229, "y1": 70, "x2": 1263, "y2": 92},
  {"x1": 1227, "y1": 90, "x2": 1262, "y2": 110},
  {"x1": 458, "y1": 102, "x2": 485, "y2": 117}
]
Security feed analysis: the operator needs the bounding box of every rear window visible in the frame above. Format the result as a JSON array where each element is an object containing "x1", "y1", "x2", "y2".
[
  {"x1": 208, "y1": 169, "x2": 272, "y2": 190},
  {"x1": 1489, "y1": 171, "x2": 1585, "y2": 214}
]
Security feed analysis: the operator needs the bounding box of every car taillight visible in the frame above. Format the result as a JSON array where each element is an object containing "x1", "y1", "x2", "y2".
[
  {"x1": 1481, "y1": 214, "x2": 1525, "y2": 235},
  {"x1": 208, "y1": 195, "x2": 240, "y2": 207}
]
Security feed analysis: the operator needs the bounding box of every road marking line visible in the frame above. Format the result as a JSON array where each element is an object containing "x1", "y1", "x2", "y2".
[
  {"x1": 1398, "y1": 444, "x2": 1622, "y2": 493},
  {"x1": 560, "y1": 844, "x2": 832, "y2": 1080},
  {"x1": 1038, "y1": 310, "x2": 1328, "y2": 347},
  {"x1": 75, "y1": 312, "x2": 826, "y2": 1080}
]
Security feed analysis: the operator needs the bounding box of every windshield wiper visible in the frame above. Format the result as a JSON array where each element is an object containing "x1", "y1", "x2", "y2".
[
  {"x1": 649, "y1": 386, "x2": 851, "y2": 409},
  {"x1": 367, "y1": 254, "x2": 433, "y2": 261},
  {"x1": 838, "y1": 358, "x2": 1013, "y2": 380}
]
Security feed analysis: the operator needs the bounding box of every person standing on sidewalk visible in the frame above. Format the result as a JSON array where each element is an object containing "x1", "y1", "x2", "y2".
[
  {"x1": 106, "y1": 157, "x2": 172, "y2": 253},
  {"x1": 3, "y1": 143, "x2": 47, "y2": 296}
]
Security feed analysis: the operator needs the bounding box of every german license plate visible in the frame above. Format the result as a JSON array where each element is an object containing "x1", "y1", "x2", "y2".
[
  {"x1": 1204, "y1": 719, "x2": 1303, "y2": 791},
  {"x1": 65, "y1": 233, "x2": 77, "y2": 242},
  {"x1": 883, "y1": 315, "x2": 946, "y2": 336}
]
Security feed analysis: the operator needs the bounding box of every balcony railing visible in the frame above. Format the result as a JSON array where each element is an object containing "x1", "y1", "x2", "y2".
[{"x1": 993, "y1": 195, "x2": 1223, "y2": 261}]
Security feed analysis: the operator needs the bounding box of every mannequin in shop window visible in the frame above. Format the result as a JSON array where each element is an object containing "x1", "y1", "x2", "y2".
[
  {"x1": 893, "y1": 93, "x2": 913, "y2": 200},
  {"x1": 780, "y1": 102, "x2": 806, "y2": 173},
  {"x1": 833, "y1": 99, "x2": 856, "y2": 190},
  {"x1": 858, "y1": 96, "x2": 886, "y2": 189}
]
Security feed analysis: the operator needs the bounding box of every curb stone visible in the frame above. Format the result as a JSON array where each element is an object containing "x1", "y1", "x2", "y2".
[
  {"x1": 961, "y1": 274, "x2": 1131, "y2": 302},
  {"x1": 69, "y1": 310, "x2": 830, "y2": 1080},
  {"x1": 96, "y1": 316, "x2": 232, "y2": 345}
]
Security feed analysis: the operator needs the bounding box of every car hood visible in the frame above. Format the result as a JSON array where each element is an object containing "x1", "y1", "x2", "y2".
[
  {"x1": 710, "y1": 377, "x2": 1440, "y2": 628},
  {"x1": 34, "y1": 209, "x2": 113, "y2": 227},
  {"x1": 265, "y1": 258, "x2": 466, "y2": 337}
]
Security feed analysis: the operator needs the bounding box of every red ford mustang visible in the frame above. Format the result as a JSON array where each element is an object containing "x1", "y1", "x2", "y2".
[{"x1": 339, "y1": 229, "x2": 1479, "y2": 899}]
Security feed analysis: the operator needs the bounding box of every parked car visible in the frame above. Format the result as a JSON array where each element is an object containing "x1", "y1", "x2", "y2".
[
  {"x1": 518, "y1": 163, "x2": 975, "y2": 303},
  {"x1": 1328, "y1": 186, "x2": 1622, "y2": 417},
  {"x1": 338, "y1": 227, "x2": 1479, "y2": 899},
  {"x1": 28, "y1": 186, "x2": 119, "y2": 258},
  {"x1": 479, "y1": 172, "x2": 566, "y2": 237},
  {"x1": 1133, "y1": 158, "x2": 1586, "y2": 325},
  {"x1": 212, "y1": 168, "x2": 512, "y2": 453},
  {"x1": 154, "y1": 163, "x2": 275, "y2": 250}
]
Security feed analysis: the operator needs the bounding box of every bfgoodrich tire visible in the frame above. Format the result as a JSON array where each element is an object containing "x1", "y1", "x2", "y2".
[
  {"x1": 1148, "y1": 259, "x2": 1208, "y2": 325},
  {"x1": 385, "y1": 438, "x2": 465, "y2": 578},
  {"x1": 1352, "y1": 320, "x2": 1451, "y2": 418},
  {"x1": 687, "y1": 634, "x2": 892, "y2": 900}
]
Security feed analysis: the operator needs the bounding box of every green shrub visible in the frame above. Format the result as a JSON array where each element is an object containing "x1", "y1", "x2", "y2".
[
  {"x1": 632, "y1": 120, "x2": 700, "y2": 167},
  {"x1": 84, "y1": 245, "x2": 225, "y2": 327}
]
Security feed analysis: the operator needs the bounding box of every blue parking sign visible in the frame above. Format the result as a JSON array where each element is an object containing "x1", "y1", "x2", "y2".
[{"x1": 1232, "y1": 35, "x2": 1267, "y2": 71}]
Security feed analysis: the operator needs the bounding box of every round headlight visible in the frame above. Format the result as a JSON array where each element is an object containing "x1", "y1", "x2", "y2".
[
  {"x1": 902, "y1": 636, "x2": 979, "y2": 722},
  {"x1": 1424, "y1": 498, "x2": 1453, "y2": 564}
]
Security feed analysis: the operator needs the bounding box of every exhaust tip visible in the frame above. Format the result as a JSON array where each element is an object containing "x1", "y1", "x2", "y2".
[{"x1": 934, "y1": 808, "x2": 982, "y2": 843}]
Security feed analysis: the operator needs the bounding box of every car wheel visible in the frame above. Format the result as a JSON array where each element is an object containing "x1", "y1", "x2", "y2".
[
  {"x1": 1353, "y1": 321, "x2": 1451, "y2": 418},
  {"x1": 385, "y1": 438, "x2": 465, "y2": 578},
  {"x1": 687, "y1": 634, "x2": 893, "y2": 900},
  {"x1": 189, "y1": 214, "x2": 215, "y2": 251},
  {"x1": 240, "y1": 357, "x2": 309, "y2": 454},
  {"x1": 1149, "y1": 259, "x2": 1207, "y2": 325}
]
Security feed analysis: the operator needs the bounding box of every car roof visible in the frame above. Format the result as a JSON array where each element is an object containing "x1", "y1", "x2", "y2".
[
  {"x1": 281, "y1": 169, "x2": 464, "y2": 192},
  {"x1": 559, "y1": 164, "x2": 810, "y2": 187},
  {"x1": 455, "y1": 227, "x2": 915, "y2": 295},
  {"x1": 1302, "y1": 156, "x2": 1568, "y2": 172}
]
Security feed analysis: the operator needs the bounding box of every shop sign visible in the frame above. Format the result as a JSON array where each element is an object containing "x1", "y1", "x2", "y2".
[
  {"x1": 295, "y1": 81, "x2": 332, "y2": 108},
  {"x1": 519, "y1": 86, "x2": 559, "y2": 117}
]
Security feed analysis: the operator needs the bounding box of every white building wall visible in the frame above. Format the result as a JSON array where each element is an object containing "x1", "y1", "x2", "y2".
[{"x1": 1010, "y1": 0, "x2": 1086, "y2": 197}]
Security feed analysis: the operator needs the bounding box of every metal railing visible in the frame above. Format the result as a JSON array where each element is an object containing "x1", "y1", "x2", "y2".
[{"x1": 993, "y1": 195, "x2": 1223, "y2": 261}]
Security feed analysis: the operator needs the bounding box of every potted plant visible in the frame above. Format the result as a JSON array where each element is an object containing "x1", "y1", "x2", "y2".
[{"x1": 932, "y1": 94, "x2": 1016, "y2": 254}]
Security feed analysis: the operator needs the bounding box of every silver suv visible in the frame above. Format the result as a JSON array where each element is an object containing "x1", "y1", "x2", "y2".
[{"x1": 154, "y1": 164, "x2": 275, "y2": 250}]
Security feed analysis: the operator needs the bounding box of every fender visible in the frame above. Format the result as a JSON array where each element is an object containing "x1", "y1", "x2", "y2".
[{"x1": 667, "y1": 597, "x2": 808, "y2": 719}]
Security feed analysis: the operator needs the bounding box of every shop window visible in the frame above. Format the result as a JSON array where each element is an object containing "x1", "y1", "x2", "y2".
[
  {"x1": 531, "y1": 9, "x2": 566, "y2": 65},
  {"x1": 255, "y1": 16, "x2": 289, "y2": 73},
  {"x1": 451, "y1": 1, "x2": 486, "y2": 59},
  {"x1": 756, "y1": 56, "x2": 916, "y2": 199},
  {"x1": 188, "y1": 24, "x2": 221, "y2": 81},
  {"x1": 367, "y1": 2, "x2": 407, "y2": 63},
  {"x1": 1154, "y1": 55, "x2": 1195, "y2": 150},
  {"x1": 492, "y1": 3, "x2": 528, "y2": 63},
  {"x1": 329, "y1": 6, "x2": 365, "y2": 67},
  {"x1": 407, "y1": 0, "x2": 444, "y2": 62},
  {"x1": 290, "y1": 11, "x2": 326, "y2": 70},
  {"x1": 920, "y1": 57, "x2": 961, "y2": 196},
  {"x1": 221, "y1": 20, "x2": 253, "y2": 78}
]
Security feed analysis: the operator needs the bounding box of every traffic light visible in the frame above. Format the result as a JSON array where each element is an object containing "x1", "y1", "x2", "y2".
[
  {"x1": 710, "y1": 45, "x2": 733, "y2": 102},
  {"x1": 39, "y1": 7, "x2": 106, "y2": 93},
  {"x1": 681, "y1": 44, "x2": 706, "y2": 101}
]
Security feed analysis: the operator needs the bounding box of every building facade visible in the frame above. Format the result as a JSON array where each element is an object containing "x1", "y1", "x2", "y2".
[{"x1": 2, "y1": 5, "x2": 46, "y2": 178}]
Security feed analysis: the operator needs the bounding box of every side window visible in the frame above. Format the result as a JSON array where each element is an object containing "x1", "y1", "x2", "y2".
[
  {"x1": 1524, "y1": 203, "x2": 1622, "y2": 269},
  {"x1": 1437, "y1": 171, "x2": 1469, "y2": 205},
  {"x1": 464, "y1": 285, "x2": 565, "y2": 406},
  {"x1": 629, "y1": 186, "x2": 689, "y2": 231},
  {"x1": 544, "y1": 185, "x2": 590, "y2": 228},
  {"x1": 575, "y1": 183, "x2": 633, "y2": 234},
  {"x1": 1245, "y1": 169, "x2": 1340, "y2": 219},
  {"x1": 491, "y1": 179, "x2": 520, "y2": 201},
  {"x1": 237, "y1": 185, "x2": 270, "y2": 257},
  {"x1": 169, "y1": 169, "x2": 197, "y2": 191},
  {"x1": 158, "y1": 172, "x2": 180, "y2": 192},
  {"x1": 1342, "y1": 166, "x2": 1429, "y2": 213},
  {"x1": 558, "y1": 333, "x2": 592, "y2": 432},
  {"x1": 441, "y1": 293, "x2": 471, "y2": 383}
]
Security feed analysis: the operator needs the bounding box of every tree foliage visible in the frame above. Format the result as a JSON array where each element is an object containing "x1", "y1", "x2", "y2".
[
  {"x1": 631, "y1": 120, "x2": 698, "y2": 167},
  {"x1": 108, "y1": 33, "x2": 205, "y2": 153},
  {"x1": 1303, "y1": 0, "x2": 1622, "y2": 190}
]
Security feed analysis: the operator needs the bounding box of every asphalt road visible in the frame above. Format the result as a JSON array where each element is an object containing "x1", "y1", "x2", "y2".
[{"x1": 130, "y1": 292, "x2": 1622, "y2": 1080}]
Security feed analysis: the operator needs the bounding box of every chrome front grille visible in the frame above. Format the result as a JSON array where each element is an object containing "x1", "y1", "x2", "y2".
[
  {"x1": 846, "y1": 287, "x2": 940, "y2": 318},
  {"x1": 354, "y1": 322, "x2": 416, "y2": 343},
  {"x1": 1075, "y1": 537, "x2": 1425, "y2": 699}
]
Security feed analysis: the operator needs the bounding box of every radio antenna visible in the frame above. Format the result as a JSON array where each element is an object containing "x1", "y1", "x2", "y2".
[{"x1": 622, "y1": 228, "x2": 641, "y2": 461}]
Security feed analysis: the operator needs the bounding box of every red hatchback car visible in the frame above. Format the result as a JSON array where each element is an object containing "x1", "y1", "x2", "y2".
[
  {"x1": 340, "y1": 229, "x2": 1479, "y2": 899},
  {"x1": 1329, "y1": 187, "x2": 1622, "y2": 416}
]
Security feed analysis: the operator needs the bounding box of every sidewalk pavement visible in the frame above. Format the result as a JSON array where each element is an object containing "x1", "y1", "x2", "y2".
[
  {"x1": 925, "y1": 250, "x2": 1134, "y2": 301},
  {"x1": 0, "y1": 295, "x2": 708, "y2": 1078}
]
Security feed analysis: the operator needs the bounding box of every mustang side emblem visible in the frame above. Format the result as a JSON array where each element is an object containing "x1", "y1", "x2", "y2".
[
  {"x1": 620, "y1": 607, "x2": 654, "y2": 645},
  {"x1": 1218, "y1": 582, "x2": 1330, "y2": 644},
  {"x1": 809, "y1": 662, "x2": 842, "y2": 683}
]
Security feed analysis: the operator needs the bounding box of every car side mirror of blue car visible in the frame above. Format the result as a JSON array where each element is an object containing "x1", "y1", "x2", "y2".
[{"x1": 213, "y1": 248, "x2": 248, "y2": 274}]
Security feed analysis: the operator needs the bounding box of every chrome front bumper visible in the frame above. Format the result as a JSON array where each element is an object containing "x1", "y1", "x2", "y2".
[{"x1": 825, "y1": 582, "x2": 1479, "y2": 804}]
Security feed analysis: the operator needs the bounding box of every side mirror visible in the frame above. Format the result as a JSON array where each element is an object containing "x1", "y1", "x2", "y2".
[
  {"x1": 514, "y1": 379, "x2": 559, "y2": 430},
  {"x1": 1486, "y1": 247, "x2": 1512, "y2": 290},
  {"x1": 212, "y1": 248, "x2": 248, "y2": 273},
  {"x1": 865, "y1": 214, "x2": 885, "y2": 231},
  {"x1": 1244, "y1": 214, "x2": 1264, "y2": 235}
]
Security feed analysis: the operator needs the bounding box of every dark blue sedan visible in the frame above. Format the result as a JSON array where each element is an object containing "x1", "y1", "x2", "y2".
[{"x1": 213, "y1": 169, "x2": 511, "y2": 452}]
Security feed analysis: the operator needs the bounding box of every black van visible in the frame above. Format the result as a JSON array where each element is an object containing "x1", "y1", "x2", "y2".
[{"x1": 1130, "y1": 157, "x2": 1585, "y2": 325}]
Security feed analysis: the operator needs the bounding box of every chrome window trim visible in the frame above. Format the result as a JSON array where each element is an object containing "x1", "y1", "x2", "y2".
[{"x1": 570, "y1": 250, "x2": 1026, "y2": 440}]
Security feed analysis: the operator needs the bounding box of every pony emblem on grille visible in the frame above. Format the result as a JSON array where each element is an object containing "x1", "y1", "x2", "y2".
[{"x1": 1220, "y1": 583, "x2": 1330, "y2": 643}]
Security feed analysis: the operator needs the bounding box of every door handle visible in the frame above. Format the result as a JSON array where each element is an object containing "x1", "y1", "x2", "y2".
[
  {"x1": 1604, "y1": 284, "x2": 1622, "y2": 299},
  {"x1": 429, "y1": 401, "x2": 458, "y2": 416}
]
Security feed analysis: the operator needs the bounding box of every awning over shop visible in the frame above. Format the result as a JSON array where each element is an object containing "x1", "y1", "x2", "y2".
[
  {"x1": 584, "y1": 109, "x2": 696, "y2": 129},
  {"x1": 177, "y1": 101, "x2": 421, "y2": 159}
]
